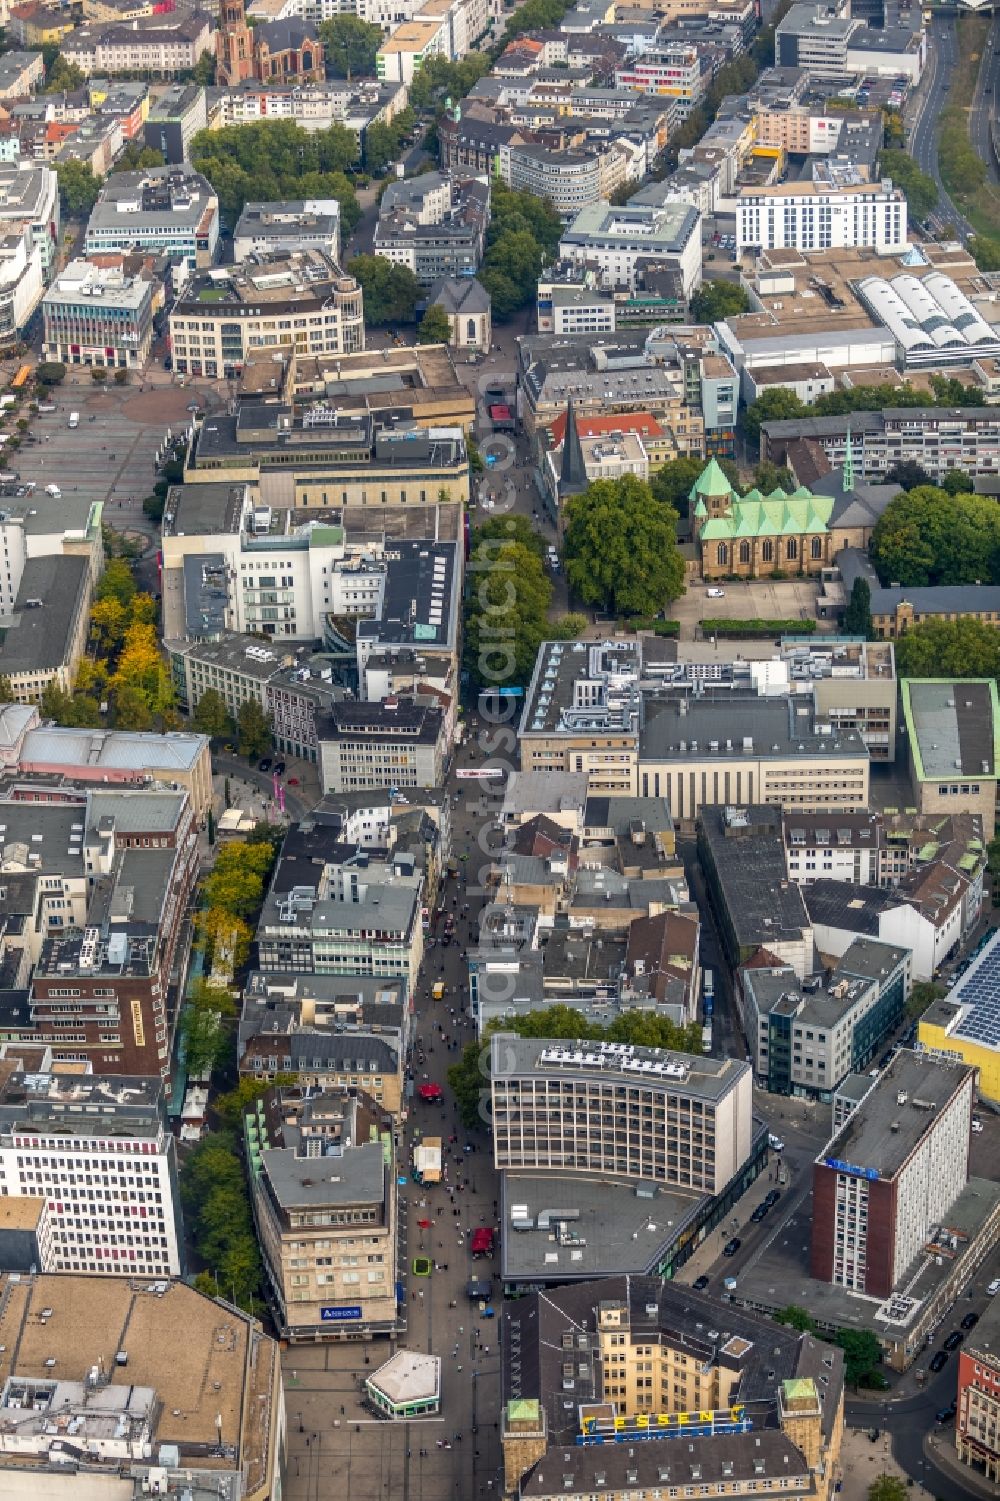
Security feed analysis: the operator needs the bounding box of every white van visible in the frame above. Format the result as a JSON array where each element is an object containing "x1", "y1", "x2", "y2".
[
  {"x1": 68, "y1": 411, "x2": 79, "y2": 429},
  {"x1": 989, "y1": 1278, "x2": 1000, "y2": 1296},
  {"x1": 44, "y1": 484, "x2": 61, "y2": 497}
]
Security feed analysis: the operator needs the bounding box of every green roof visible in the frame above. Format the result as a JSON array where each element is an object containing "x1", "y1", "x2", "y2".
[
  {"x1": 701, "y1": 493, "x2": 834, "y2": 541},
  {"x1": 689, "y1": 457, "x2": 733, "y2": 500},
  {"x1": 694, "y1": 497, "x2": 707, "y2": 518}
]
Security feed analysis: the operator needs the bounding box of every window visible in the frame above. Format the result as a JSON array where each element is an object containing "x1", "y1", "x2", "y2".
[
  {"x1": 716, "y1": 543, "x2": 728, "y2": 566},
  {"x1": 739, "y1": 540, "x2": 750, "y2": 563},
  {"x1": 786, "y1": 537, "x2": 798, "y2": 560},
  {"x1": 811, "y1": 536, "x2": 823, "y2": 559},
  {"x1": 762, "y1": 539, "x2": 774, "y2": 563}
]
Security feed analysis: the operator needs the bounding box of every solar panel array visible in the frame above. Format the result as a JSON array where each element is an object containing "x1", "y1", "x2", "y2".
[{"x1": 953, "y1": 938, "x2": 1000, "y2": 1047}]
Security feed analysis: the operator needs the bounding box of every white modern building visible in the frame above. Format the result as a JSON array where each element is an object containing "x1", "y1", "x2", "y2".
[
  {"x1": 42, "y1": 259, "x2": 154, "y2": 369},
  {"x1": 0, "y1": 1071, "x2": 183, "y2": 1277},
  {"x1": 84, "y1": 167, "x2": 219, "y2": 270},
  {"x1": 0, "y1": 163, "x2": 59, "y2": 280},
  {"x1": 558, "y1": 200, "x2": 702, "y2": 296},
  {"x1": 0, "y1": 222, "x2": 42, "y2": 349},
  {"x1": 233, "y1": 199, "x2": 342, "y2": 264},
  {"x1": 737, "y1": 176, "x2": 907, "y2": 256}
]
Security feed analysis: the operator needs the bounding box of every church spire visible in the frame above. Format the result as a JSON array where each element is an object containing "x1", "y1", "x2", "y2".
[
  {"x1": 559, "y1": 398, "x2": 587, "y2": 496},
  {"x1": 843, "y1": 423, "x2": 854, "y2": 494}
]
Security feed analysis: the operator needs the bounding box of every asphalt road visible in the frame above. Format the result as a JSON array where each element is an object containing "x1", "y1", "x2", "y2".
[
  {"x1": 909, "y1": 17, "x2": 972, "y2": 237},
  {"x1": 970, "y1": 14, "x2": 1000, "y2": 189}
]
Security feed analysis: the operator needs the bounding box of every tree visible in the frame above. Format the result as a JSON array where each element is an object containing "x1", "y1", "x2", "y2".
[
  {"x1": 191, "y1": 121, "x2": 361, "y2": 230},
  {"x1": 690, "y1": 279, "x2": 750, "y2": 322},
  {"x1": 753, "y1": 460, "x2": 795, "y2": 494},
  {"x1": 563, "y1": 476, "x2": 686, "y2": 617},
  {"x1": 879, "y1": 149, "x2": 938, "y2": 222},
  {"x1": 193, "y1": 687, "x2": 233, "y2": 739},
  {"x1": 867, "y1": 1478, "x2": 908, "y2": 1501},
  {"x1": 113, "y1": 141, "x2": 164, "y2": 173},
  {"x1": 35, "y1": 361, "x2": 65, "y2": 386},
  {"x1": 417, "y1": 303, "x2": 452, "y2": 345},
  {"x1": 238, "y1": 697, "x2": 273, "y2": 760},
  {"x1": 44, "y1": 53, "x2": 84, "y2": 94},
  {"x1": 348, "y1": 253, "x2": 421, "y2": 325},
  {"x1": 834, "y1": 1327, "x2": 884, "y2": 1388},
  {"x1": 893, "y1": 617, "x2": 1000, "y2": 680},
  {"x1": 0, "y1": 675, "x2": 12, "y2": 702},
  {"x1": 55, "y1": 160, "x2": 102, "y2": 217},
  {"x1": 871, "y1": 487, "x2": 1000, "y2": 589},
  {"x1": 941, "y1": 468, "x2": 974, "y2": 495},
  {"x1": 842, "y1": 577, "x2": 873, "y2": 639},
  {"x1": 907, "y1": 980, "x2": 944, "y2": 1022},
  {"x1": 464, "y1": 538, "x2": 553, "y2": 688},
  {"x1": 774, "y1": 1306, "x2": 816, "y2": 1332},
  {"x1": 448, "y1": 1040, "x2": 490, "y2": 1130},
  {"x1": 319, "y1": 16, "x2": 383, "y2": 79},
  {"x1": 741, "y1": 387, "x2": 807, "y2": 447},
  {"x1": 886, "y1": 459, "x2": 932, "y2": 492},
  {"x1": 89, "y1": 596, "x2": 128, "y2": 655},
  {"x1": 113, "y1": 681, "x2": 154, "y2": 730},
  {"x1": 198, "y1": 907, "x2": 252, "y2": 973},
  {"x1": 97, "y1": 559, "x2": 138, "y2": 610},
  {"x1": 970, "y1": 234, "x2": 1000, "y2": 272},
  {"x1": 474, "y1": 513, "x2": 545, "y2": 559},
  {"x1": 190, "y1": 49, "x2": 215, "y2": 86},
  {"x1": 180, "y1": 1005, "x2": 229, "y2": 1077}
]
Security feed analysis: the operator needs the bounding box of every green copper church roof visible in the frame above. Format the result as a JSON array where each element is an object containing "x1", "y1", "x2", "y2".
[
  {"x1": 701, "y1": 493, "x2": 834, "y2": 541},
  {"x1": 694, "y1": 497, "x2": 708, "y2": 518},
  {"x1": 689, "y1": 457, "x2": 733, "y2": 500}
]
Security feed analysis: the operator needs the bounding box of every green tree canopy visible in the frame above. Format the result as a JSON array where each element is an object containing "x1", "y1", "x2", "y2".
[
  {"x1": 478, "y1": 183, "x2": 563, "y2": 320},
  {"x1": 774, "y1": 1306, "x2": 815, "y2": 1331},
  {"x1": 893, "y1": 617, "x2": 1000, "y2": 679},
  {"x1": 407, "y1": 51, "x2": 492, "y2": 112},
  {"x1": 55, "y1": 160, "x2": 102, "y2": 217},
  {"x1": 741, "y1": 387, "x2": 807, "y2": 446},
  {"x1": 835, "y1": 1327, "x2": 885, "y2": 1388},
  {"x1": 348, "y1": 253, "x2": 421, "y2": 325},
  {"x1": 907, "y1": 980, "x2": 945, "y2": 1022},
  {"x1": 35, "y1": 361, "x2": 66, "y2": 385},
  {"x1": 417, "y1": 302, "x2": 452, "y2": 344},
  {"x1": 318, "y1": 15, "x2": 382, "y2": 78},
  {"x1": 192, "y1": 687, "x2": 233, "y2": 739},
  {"x1": 690, "y1": 279, "x2": 750, "y2": 322},
  {"x1": 464, "y1": 538, "x2": 553, "y2": 688},
  {"x1": 237, "y1": 696, "x2": 273, "y2": 760},
  {"x1": 44, "y1": 53, "x2": 84, "y2": 93},
  {"x1": 474, "y1": 513, "x2": 545, "y2": 559},
  {"x1": 842, "y1": 576, "x2": 873, "y2": 639},
  {"x1": 867, "y1": 1478, "x2": 908, "y2": 1501},
  {"x1": 871, "y1": 486, "x2": 1000, "y2": 588},
  {"x1": 563, "y1": 476, "x2": 686, "y2": 617},
  {"x1": 191, "y1": 121, "x2": 360, "y2": 229},
  {"x1": 879, "y1": 149, "x2": 938, "y2": 221}
]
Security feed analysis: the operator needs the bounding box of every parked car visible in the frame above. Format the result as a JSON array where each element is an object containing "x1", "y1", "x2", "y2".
[
  {"x1": 750, "y1": 1204, "x2": 768, "y2": 1223},
  {"x1": 706, "y1": 587, "x2": 726, "y2": 598},
  {"x1": 935, "y1": 1403, "x2": 956, "y2": 1423},
  {"x1": 723, "y1": 1238, "x2": 741, "y2": 1256},
  {"x1": 273, "y1": 761, "x2": 286, "y2": 776},
  {"x1": 764, "y1": 1189, "x2": 781, "y2": 1208},
  {"x1": 692, "y1": 1275, "x2": 710, "y2": 1291},
  {"x1": 943, "y1": 1331, "x2": 964, "y2": 1352},
  {"x1": 258, "y1": 758, "x2": 272, "y2": 772},
  {"x1": 929, "y1": 1351, "x2": 949, "y2": 1373},
  {"x1": 988, "y1": 1278, "x2": 1000, "y2": 1296},
  {"x1": 962, "y1": 1312, "x2": 980, "y2": 1330},
  {"x1": 768, "y1": 1134, "x2": 785, "y2": 1151},
  {"x1": 973, "y1": 1117, "x2": 984, "y2": 1133}
]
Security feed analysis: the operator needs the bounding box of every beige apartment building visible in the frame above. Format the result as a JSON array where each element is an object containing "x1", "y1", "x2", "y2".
[{"x1": 246, "y1": 1084, "x2": 398, "y2": 1342}]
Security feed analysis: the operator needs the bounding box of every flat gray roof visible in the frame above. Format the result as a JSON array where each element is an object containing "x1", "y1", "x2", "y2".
[
  {"x1": 492, "y1": 1034, "x2": 750, "y2": 1103},
  {"x1": 500, "y1": 1172, "x2": 703, "y2": 1282},
  {"x1": 0, "y1": 555, "x2": 89, "y2": 676},
  {"x1": 819, "y1": 1052, "x2": 973, "y2": 1180},
  {"x1": 641, "y1": 696, "x2": 868, "y2": 762},
  {"x1": 262, "y1": 1139, "x2": 385, "y2": 1209}
]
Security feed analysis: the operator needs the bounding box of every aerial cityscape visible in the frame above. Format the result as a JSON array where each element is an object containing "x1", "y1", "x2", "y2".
[{"x1": 0, "y1": 0, "x2": 1000, "y2": 1498}]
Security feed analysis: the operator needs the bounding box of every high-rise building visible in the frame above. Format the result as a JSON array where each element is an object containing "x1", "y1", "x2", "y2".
[
  {"x1": 811, "y1": 1052, "x2": 975, "y2": 1297},
  {"x1": 0, "y1": 1070, "x2": 183, "y2": 1277}
]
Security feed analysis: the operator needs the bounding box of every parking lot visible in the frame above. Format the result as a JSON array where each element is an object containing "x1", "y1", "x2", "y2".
[
  {"x1": 13, "y1": 379, "x2": 222, "y2": 517},
  {"x1": 668, "y1": 576, "x2": 828, "y2": 639}
]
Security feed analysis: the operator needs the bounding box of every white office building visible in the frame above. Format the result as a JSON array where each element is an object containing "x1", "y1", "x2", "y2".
[
  {"x1": 737, "y1": 175, "x2": 907, "y2": 256},
  {"x1": 0, "y1": 1071, "x2": 183, "y2": 1277}
]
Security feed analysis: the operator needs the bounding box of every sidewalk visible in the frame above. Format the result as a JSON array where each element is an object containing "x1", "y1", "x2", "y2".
[
  {"x1": 925, "y1": 1427, "x2": 1000, "y2": 1500},
  {"x1": 838, "y1": 1426, "x2": 932, "y2": 1501}
]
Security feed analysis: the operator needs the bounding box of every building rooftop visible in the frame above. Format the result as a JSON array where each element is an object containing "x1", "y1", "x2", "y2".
[
  {"x1": 501, "y1": 1171, "x2": 704, "y2": 1283},
  {"x1": 560, "y1": 199, "x2": 700, "y2": 253},
  {"x1": 520, "y1": 1431, "x2": 813, "y2": 1498},
  {"x1": 0, "y1": 1272, "x2": 277, "y2": 1490},
  {"x1": 641, "y1": 696, "x2": 868, "y2": 762},
  {"x1": 699, "y1": 804, "x2": 812, "y2": 952},
  {"x1": 492, "y1": 1034, "x2": 751, "y2": 1104},
  {"x1": 502, "y1": 1274, "x2": 844, "y2": 1448},
  {"x1": 176, "y1": 248, "x2": 355, "y2": 313},
  {"x1": 368, "y1": 1348, "x2": 440, "y2": 1405},
  {"x1": 262, "y1": 1137, "x2": 385, "y2": 1210},
  {"x1": 944, "y1": 927, "x2": 1000, "y2": 1051},
  {"x1": 901, "y1": 679, "x2": 1000, "y2": 784},
  {"x1": 86, "y1": 167, "x2": 216, "y2": 236},
  {"x1": 818, "y1": 1051, "x2": 973, "y2": 1180},
  {"x1": 0, "y1": 555, "x2": 89, "y2": 677}
]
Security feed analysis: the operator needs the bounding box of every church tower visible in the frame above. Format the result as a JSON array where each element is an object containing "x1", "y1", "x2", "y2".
[{"x1": 217, "y1": 0, "x2": 254, "y2": 85}]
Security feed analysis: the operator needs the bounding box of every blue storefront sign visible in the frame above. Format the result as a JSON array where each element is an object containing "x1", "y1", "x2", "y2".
[
  {"x1": 824, "y1": 1158, "x2": 879, "y2": 1182},
  {"x1": 320, "y1": 1305, "x2": 363, "y2": 1322}
]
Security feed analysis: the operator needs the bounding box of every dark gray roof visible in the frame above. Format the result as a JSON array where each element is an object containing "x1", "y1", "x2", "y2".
[
  {"x1": 428, "y1": 276, "x2": 490, "y2": 315},
  {"x1": 837, "y1": 546, "x2": 1000, "y2": 618},
  {"x1": 0, "y1": 555, "x2": 89, "y2": 676},
  {"x1": 698, "y1": 805, "x2": 811, "y2": 951},
  {"x1": 641, "y1": 696, "x2": 868, "y2": 762},
  {"x1": 819, "y1": 1050, "x2": 973, "y2": 1179},
  {"x1": 254, "y1": 18, "x2": 320, "y2": 48},
  {"x1": 502, "y1": 1274, "x2": 845, "y2": 1449},
  {"x1": 803, "y1": 877, "x2": 901, "y2": 936},
  {"x1": 521, "y1": 1431, "x2": 814, "y2": 1498}
]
